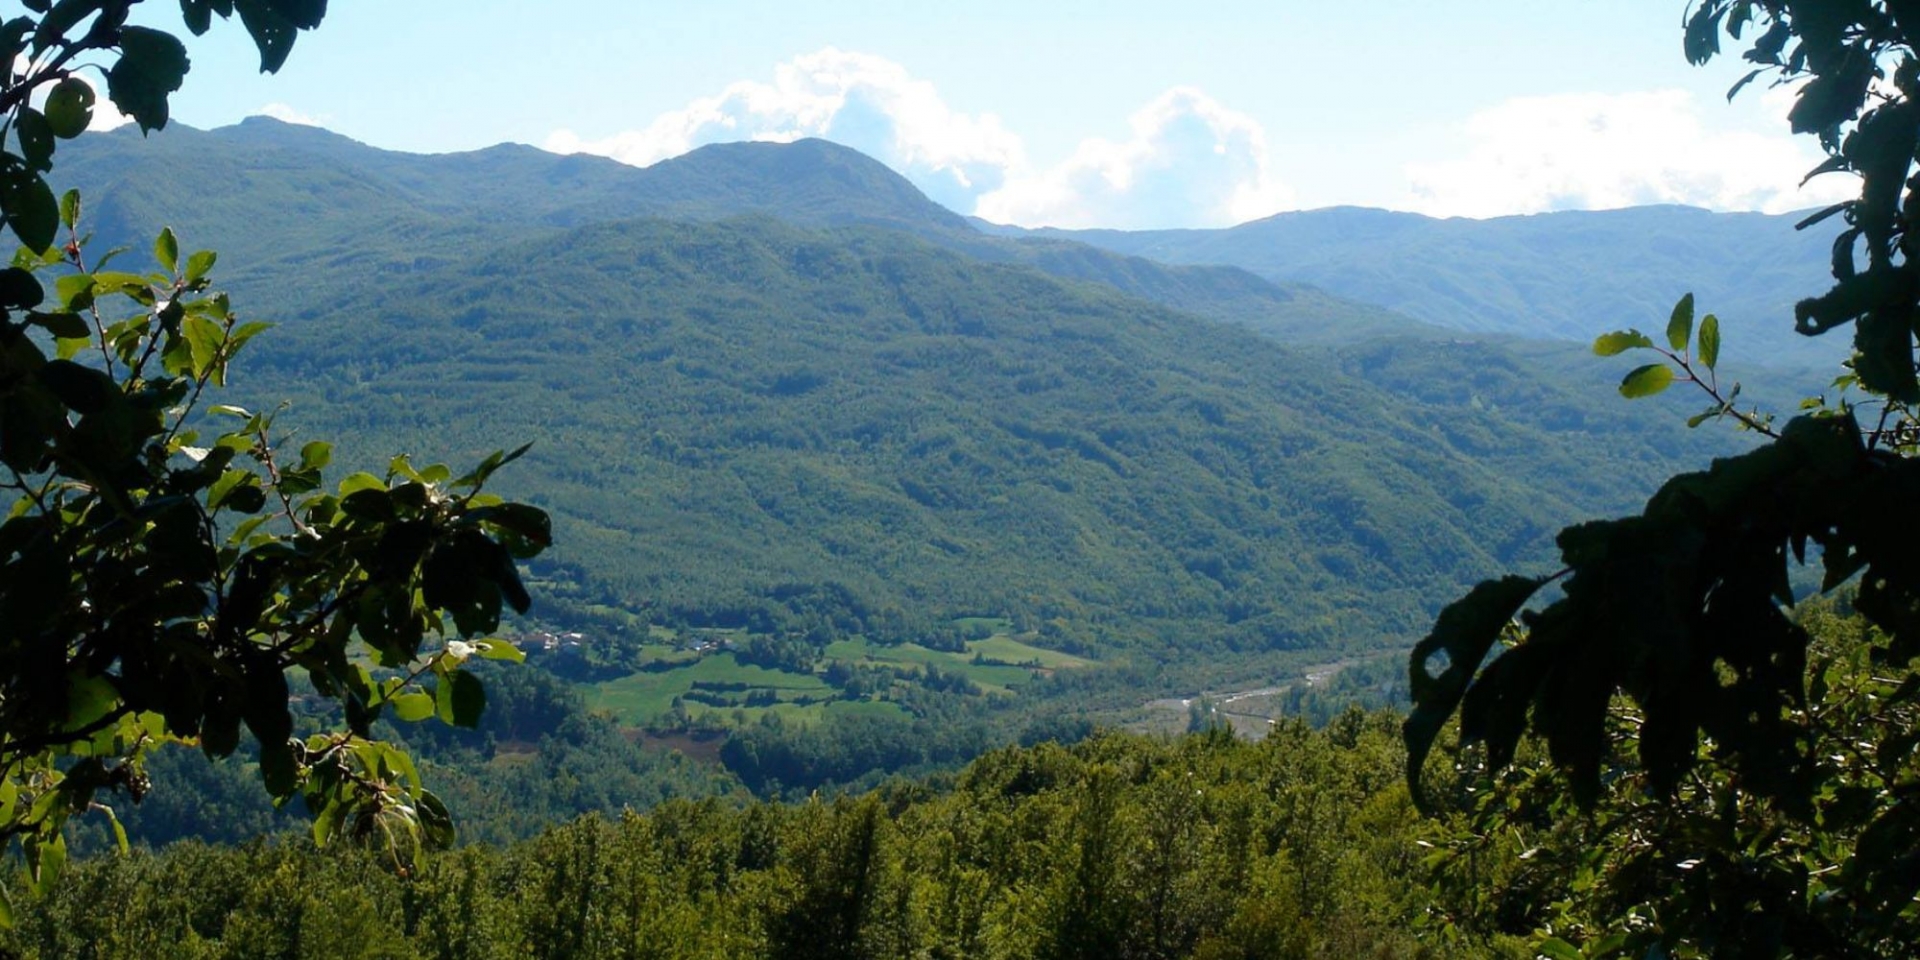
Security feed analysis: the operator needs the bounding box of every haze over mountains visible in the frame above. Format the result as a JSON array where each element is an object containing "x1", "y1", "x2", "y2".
[
  {"x1": 986, "y1": 203, "x2": 1844, "y2": 369},
  {"x1": 44, "y1": 118, "x2": 1805, "y2": 676}
]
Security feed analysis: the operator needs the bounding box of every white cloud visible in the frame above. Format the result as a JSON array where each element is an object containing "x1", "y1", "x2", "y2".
[
  {"x1": 545, "y1": 49, "x2": 1293, "y2": 229},
  {"x1": 1403, "y1": 89, "x2": 1853, "y2": 218},
  {"x1": 256, "y1": 102, "x2": 322, "y2": 127},
  {"x1": 973, "y1": 87, "x2": 1293, "y2": 230},
  {"x1": 546, "y1": 48, "x2": 1024, "y2": 214}
]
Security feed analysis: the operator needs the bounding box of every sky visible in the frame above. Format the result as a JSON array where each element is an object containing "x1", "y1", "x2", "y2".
[{"x1": 96, "y1": 0, "x2": 1856, "y2": 230}]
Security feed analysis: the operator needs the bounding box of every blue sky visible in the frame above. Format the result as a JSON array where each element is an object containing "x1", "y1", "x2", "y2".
[{"x1": 109, "y1": 1, "x2": 1849, "y2": 228}]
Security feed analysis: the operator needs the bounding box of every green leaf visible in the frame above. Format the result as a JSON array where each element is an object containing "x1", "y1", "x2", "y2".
[
  {"x1": 1535, "y1": 937, "x2": 1580, "y2": 960},
  {"x1": 474, "y1": 639, "x2": 526, "y2": 663},
  {"x1": 181, "y1": 313, "x2": 222, "y2": 374},
  {"x1": 184, "y1": 249, "x2": 216, "y2": 285},
  {"x1": 102, "y1": 804, "x2": 129, "y2": 854},
  {"x1": 155, "y1": 226, "x2": 180, "y2": 276},
  {"x1": 311, "y1": 797, "x2": 346, "y2": 847},
  {"x1": 44, "y1": 77, "x2": 93, "y2": 139},
  {"x1": 1619, "y1": 363, "x2": 1676, "y2": 398},
  {"x1": 299, "y1": 440, "x2": 332, "y2": 471},
  {"x1": 1592, "y1": 329, "x2": 1654, "y2": 356},
  {"x1": 106, "y1": 27, "x2": 192, "y2": 133},
  {"x1": 63, "y1": 673, "x2": 117, "y2": 732},
  {"x1": 1667, "y1": 292, "x2": 1695, "y2": 352},
  {"x1": 57, "y1": 189, "x2": 78, "y2": 231},
  {"x1": 1698, "y1": 313, "x2": 1721, "y2": 371},
  {"x1": 389, "y1": 692, "x2": 434, "y2": 722},
  {"x1": 29, "y1": 833, "x2": 65, "y2": 897},
  {"x1": 53, "y1": 273, "x2": 92, "y2": 311}
]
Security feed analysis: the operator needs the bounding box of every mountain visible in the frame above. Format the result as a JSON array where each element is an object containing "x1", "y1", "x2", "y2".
[
  {"x1": 58, "y1": 119, "x2": 1444, "y2": 346},
  {"x1": 39, "y1": 120, "x2": 1751, "y2": 669},
  {"x1": 984, "y1": 204, "x2": 1847, "y2": 368}
]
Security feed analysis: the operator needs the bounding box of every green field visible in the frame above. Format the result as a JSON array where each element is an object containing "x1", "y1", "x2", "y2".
[
  {"x1": 968, "y1": 635, "x2": 1094, "y2": 669},
  {"x1": 587, "y1": 653, "x2": 836, "y2": 721},
  {"x1": 585, "y1": 631, "x2": 1095, "y2": 725}
]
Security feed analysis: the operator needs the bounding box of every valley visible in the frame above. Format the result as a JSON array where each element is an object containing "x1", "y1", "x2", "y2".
[{"x1": 36, "y1": 117, "x2": 1800, "y2": 812}]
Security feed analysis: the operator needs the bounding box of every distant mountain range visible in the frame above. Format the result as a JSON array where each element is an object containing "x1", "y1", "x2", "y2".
[
  {"x1": 39, "y1": 119, "x2": 1778, "y2": 666},
  {"x1": 981, "y1": 203, "x2": 1845, "y2": 368}
]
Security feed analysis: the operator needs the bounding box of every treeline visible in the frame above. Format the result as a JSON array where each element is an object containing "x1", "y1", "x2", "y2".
[{"x1": 5, "y1": 714, "x2": 1534, "y2": 959}]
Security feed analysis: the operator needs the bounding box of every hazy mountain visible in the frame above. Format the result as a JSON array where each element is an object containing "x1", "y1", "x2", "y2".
[
  {"x1": 983, "y1": 204, "x2": 1847, "y2": 368},
  {"x1": 57, "y1": 119, "x2": 1444, "y2": 346}
]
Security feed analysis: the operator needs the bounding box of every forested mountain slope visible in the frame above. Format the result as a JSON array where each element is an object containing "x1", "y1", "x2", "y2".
[
  {"x1": 57, "y1": 119, "x2": 1437, "y2": 344},
  {"x1": 44, "y1": 120, "x2": 1747, "y2": 665},
  {"x1": 237, "y1": 215, "x2": 1726, "y2": 657},
  {"x1": 990, "y1": 203, "x2": 1844, "y2": 367}
]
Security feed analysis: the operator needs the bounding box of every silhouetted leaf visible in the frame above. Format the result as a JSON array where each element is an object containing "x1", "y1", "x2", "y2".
[{"x1": 1403, "y1": 575, "x2": 1543, "y2": 809}]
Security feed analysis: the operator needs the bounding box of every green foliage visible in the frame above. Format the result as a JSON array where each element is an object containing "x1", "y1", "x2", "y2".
[
  {"x1": 0, "y1": 718, "x2": 1484, "y2": 960},
  {"x1": 0, "y1": 0, "x2": 549, "y2": 909},
  {"x1": 1407, "y1": 4, "x2": 1920, "y2": 955}
]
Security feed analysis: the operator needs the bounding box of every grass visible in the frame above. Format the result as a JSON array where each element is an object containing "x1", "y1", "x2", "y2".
[
  {"x1": 587, "y1": 632, "x2": 1094, "y2": 725},
  {"x1": 969, "y1": 634, "x2": 1093, "y2": 669},
  {"x1": 587, "y1": 653, "x2": 835, "y2": 721}
]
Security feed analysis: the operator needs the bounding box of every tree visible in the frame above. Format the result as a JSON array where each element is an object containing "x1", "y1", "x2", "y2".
[
  {"x1": 0, "y1": 0, "x2": 549, "y2": 910},
  {"x1": 1407, "y1": 2, "x2": 1920, "y2": 955}
]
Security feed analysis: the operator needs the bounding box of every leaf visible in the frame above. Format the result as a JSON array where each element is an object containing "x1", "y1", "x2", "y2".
[
  {"x1": 15, "y1": 109, "x2": 53, "y2": 173},
  {"x1": 1403, "y1": 575, "x2": 1544, "y2": 809},
  {"x1": 155, "y1": 226, "x2": 180, "y2": 276},
  {"x1": 106, "y1": 27, "x2": 192, "y2": 133},
  {"x1": 1619, "y1": 363, "x2": 1676, "y2": 398},
  {"x1": 182, "y1": 314, "x2": 224, "y2": 379},
  {"x1": 446, "y1": 671, "x2": 486, "y2": 728},
  {"x1": 1, "y1": 168, "x2": 58, "y2": 254},
  {"x1": 101, "y1": 805, "x2": 129, "y2": 854},
  {"x1": 388, "y1": 692, "x2": 434, "y2": 722},
  {"x1": 43, "y1": 77, "x2": 93, "y2": 139},
  {"x1": 63, "y1": 673, "x2": 118, "y2": 732},
  {"x1": 1698, "y1": 313, "x2": 1721, "y2": 370},
  {"x1": 417, "y1": 790, "x2": 455, "y2": 849},
  {"x1": 1535, "y1": 937, "x2": 1581, "y2": 960},
  {"x1": 1667, "y1": 292, "x2": 1695, "y2": 352},
  {"x1": 0, "y1": 267, "x2": 43, "y2": 308},
  {"x1": 38, "y1": 360, "x2": 118, "y2": 414},
  {"x1": 312, "y1": 797, "x2": 346, "y2": 847},
  {"x1": 57, "y1": 189, "x2": 78, "y2": 231},
  {"x1": 1592, "y1": 329, "x2": 1654, "y2": 356},
  {"x1": 184, "y1": 249, "x2": 216, "y2": 285},
  {"x1": 474, "y1": 639, "x2": 526, "y2": 663},
  {"x1": 299, "y1": 440, "x2": 332, "y2": 470},
  {"x1": 234, "y1": 0, "x2": 309, "y2": 73},
  {"x1": 432, "y1": 671, "x2": 488, "y2": 728},
  {"x1": 29, "y1": 833, "x2": 65, "y2": 897}
]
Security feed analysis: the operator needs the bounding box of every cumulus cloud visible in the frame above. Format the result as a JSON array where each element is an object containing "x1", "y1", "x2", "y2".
[
  {"x1": 545, "y1": 49, "x2": 1293, "y2": 229},
  {"x1": 972, "y1": 87, "x2": 1292, "y2": 230},
  {"x1": 1403, "y1": 89, "x2": 1853, "y2": 218},
  {"x1": 256, "y1": 102, "x2": 322, "y2": 127},
  {"x1": 546, "y1": 48, "x2": 1024, "y2": 214}
]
